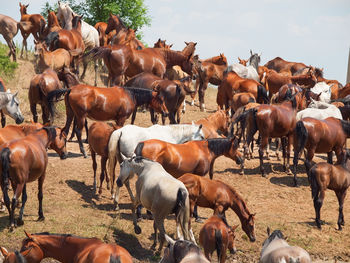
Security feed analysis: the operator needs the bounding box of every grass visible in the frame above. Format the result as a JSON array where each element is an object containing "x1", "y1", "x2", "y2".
[{"x1": 0, "y1": 43, "x2": 18, "y2": 79}]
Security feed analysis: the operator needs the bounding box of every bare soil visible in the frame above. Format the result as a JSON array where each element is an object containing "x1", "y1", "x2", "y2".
[{"x1": 0, "y1": 58, "x2": 349, "y2": 262}]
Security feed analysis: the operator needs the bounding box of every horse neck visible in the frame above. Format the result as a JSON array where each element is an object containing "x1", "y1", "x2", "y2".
[
  {"x1": 32, "y1": 129, "x2": 51, "y2": 148},
  {"x1": 0, "y1": 93, "x2": 10, "y2": 109},
  {"x1": 207, "y1": 112, "x2": 226, "y2": 131},
  {"x1": 249, "y1": 58, "x2": 259, "y2": 72},
  {"x1": 49, "y1": 14, "x2": 60, "y2": 28},
  {"x1": 161, "y1": 49, "x2": 187, "y2": 67},
  {"x1": 63, "y1": 73, "x2": 79, "y2": 88},
  {"x1": 181, "y1": 45, "x2": 195, "y2": 57},
  {"x1": 171, "y1": 125, "x2": 196, "y2": 144},
  {"x1": 228, "y1": 188, "x2": 251, "y2": 222}
]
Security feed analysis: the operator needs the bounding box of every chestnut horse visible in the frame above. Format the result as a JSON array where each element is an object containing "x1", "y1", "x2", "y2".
[
  {"x1": 41, "y1": 11, "x2": 61, "y2": 39},
  {"x1": 178, "y1": 173, "x2": 256, "y2": 242},
  {"x1": 0, "y1": 127, "x2": 67, "y2": 230},
  {"x1": 193, "y1": 109, "x2": 230, "y2": 138},
  {"x1": 17, "y1": 231, "x2": 133, "y2": 263},
  {"x1": 19, "y1": 2, "x2": 46, "y2": 58},
  {"x1": 47, "y1": 84, "x2": 167, "y2": 157},
  {"x1": 199, "y1": 215, "x2": 238, "y2": 263},
  {"x1": 135, "y1": 137, "x2": 243, "y2": 179},
  {"x1": 293, "y1": 117, "x2": 350, "y2": 186},
  {"x1": 264, "y1": 57, "x2": 310, "y2": 75},
  {"x1": 217, "y1": 71, "x2": 269, "y2": 110},
  {"x1": 94, "y1": 22, "x2": 115, "y2": 47},
  {"x1": 29, "y1": 68, "x2": 63, "y2": 124},
  {"x1": 309, "y1": 150, "x2": 350, "y2": 230},
  {"x1": 111, "y1": 27, "x2": 144, "y2": 50},
  {"x1": 88, "y1": 122, "x2": 120, "y2": 195},
  {"x1": 154, "y1": 38, "x2": 173, "y2": 49},
  {"x1": 0, "y1": 248, "x2": 26, "y2": 263}
]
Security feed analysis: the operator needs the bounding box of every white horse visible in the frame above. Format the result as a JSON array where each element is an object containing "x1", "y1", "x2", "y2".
[
  {"x1": 225, "y1": 50, "x2": 261, "y2": 82},
  {"x1": 160, "y1": 235, "x2": 210, "y2": 263},
  {"x1": 117, "y1": 156, "x2": 196, "y2": 252},
  {"x1": 296, "y1": 98, "x2": 342, "y2": 120},
  {"x1": 108, "y1": 123, "x2": 204, "y2": 207},
  {"x1": 57, "y1": 1, "x2": 100, "y2": 85},
  {"x1": 310, "y1": 81, "x2": 332, "y2": 103},
  {"x1": 260, "y1": 228, "x2": 311, "y2": 263},
  {"x1": 0, "y1": 90, "x2": 24, "y2": 124}
]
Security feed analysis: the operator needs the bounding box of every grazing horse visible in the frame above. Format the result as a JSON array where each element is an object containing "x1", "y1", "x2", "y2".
[
  {"x1": 41, "y1": 11, "x2": 61, "y2": 39},
  {"x1": 0, "y1": 90, "x2": 24, "y2": 125},
  {"x1": 116, "y1": 156, "x2": 195, "y2": 252},
  {"x1": 29, "y1": 68, "x2": 63, "y2": 124},
  {"x1": 217, "y1": 71, "x2": 269, "y2": 110},
  {"x1": 107, "y1": 123, "x2": 204, "y2": 208},
  {"x1": 239, "y1": 92, "x2": 307, "y2": 177},
  {"x1": 154, "y1": 38, "x2": 173, "y2": 49},
  {"x1": 17, "y1": 231, "x2": 132, "y2": 263},
  {"x1": 199, "y1": 215, "x2": 238, "y2": 263},
  {"x1": 309, "y1": 150, "x2": 350, "y2": 230},
  {"x1": 194, "y1": 109, "x2": 230, "y2": 138},
  {"x1": 260, "y1": 228, "x2": 311, "y2": 263},
  {"x1": 47, "y1": 84, "x2": 167, "y2": 158},
  {"x1": 0, "y1": 14, "x2": 19, "y2": 61},
  {"x1": 178, "y1": 173, "x2": 256, "y2": 242},
  {"x1": 264, "y1": 57, "x2": 310, "y2": 75},
  {"x1": 293, "y1": 117, "x2": 350, "y2": 185},
  {"x1": 135, "y1": 137, "x2": 243, "y2": 179},
  {"x1": 88, "y1": 122, "x2": 120, "y2": 195},
  {"x1": 19, "y1": 3, "x2": 46, "y2": 58},
  {"x1": 160, "y1": 235, "x2": 209, "y2": 263},
  {"x1": 0, "y1": 127, "x2": 67, "y2": 230}
]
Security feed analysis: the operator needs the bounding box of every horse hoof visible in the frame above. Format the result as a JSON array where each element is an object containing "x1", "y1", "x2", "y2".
[
  {"x1": 338, "y1": 226, "x2": 343, "y2": 231},
  {"x1": 9, "y1": 225, "x2": 15, "y2": 232},
  {"x1": 134, "y1": 225, "x2": 141, "y2": 234},
  {"x1": 239, "y1": 170, "x2": 244, "y2": 175},
  {"x1": 17, "y1": 218, "x2": 24, "y2": 226},
  {"x1": 83, "y1": 154, "x2": 88, "y2": 158},
  {"x1": 37, "y1": 216, "x2": 45, "y2": 222},
  {"x1": 0, "y1": 206, "x2": 5, "y2": 213},
  {"x1": 114, "y1": 205, "x2": 120, "y2": 211},
  {"x1": 195, "y1": 218, "x2": 204, "y2": 223}
]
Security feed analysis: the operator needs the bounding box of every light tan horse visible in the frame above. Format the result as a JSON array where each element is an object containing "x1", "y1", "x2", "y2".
[{"x1": 0, "y1": 14, "x2": 19, "y2": 61}]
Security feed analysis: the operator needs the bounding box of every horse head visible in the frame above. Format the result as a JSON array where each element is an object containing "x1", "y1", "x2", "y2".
[
  {"x1": 2, "y1": 91, "x2": 24, "y2": 124},
  {"x1": 19, "y1": 3, "x2": 29, "y2": 15},
  {"x1": 242, "y1": 213, "x2": 256, "y2": 242},
  {"x1": 227, "y1": 224, "x2": 239, "y2": 254},
  {"x1": 0, "y1": 248, "x2": 28, "y2": 263},
  {"x1": 19, "y1": 231, "x2": 45, "y2": 263},
  {"x1": 238, "y1": 57, "x2": 248, "y2": 66}
]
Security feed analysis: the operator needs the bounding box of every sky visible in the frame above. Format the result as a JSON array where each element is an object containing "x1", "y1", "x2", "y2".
[{"x1": 2, "y1": 0, "x2": 350, "y2": 83}]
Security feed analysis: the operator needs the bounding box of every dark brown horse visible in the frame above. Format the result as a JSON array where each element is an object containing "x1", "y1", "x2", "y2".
[
  {"x1": 29, "y1": 68, "x2": 63, "y2": 124},
  {"x1": 293, "y1": 117, "x2": 350, "y2": 186},
  {"x1": 309, "y1": 150, "x2": 350, "y2": 230},
  {"x1": 16, "y1": 231, "x2": 133, "y2": 263},
  {"x1": 199, "y1": 215, "x2": 238, "y2": 263},
  {"x1": 178, "y1": 173, "x2": 256, "y2": 242},
  {"x1": 48, "y1": 84, "x2": 167, "y2": 157},
  {"x1": 19, "y1": 2, "x2": 46, "y2": 58},
  {"x1": 0, "y1": 127, "x2": 67, "y2": 230},
  {"x1": 264, "y1": 57, "x2": 310, "y2": 75},
  {"x1": 88, "y1": 122, "x2": 120, "y2": 195},
  {"x1": 134, "y1": 137, "x2": 242, "y2": 179}
]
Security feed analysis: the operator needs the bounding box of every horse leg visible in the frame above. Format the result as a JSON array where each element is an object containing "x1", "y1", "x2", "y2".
[
  {"x1": 131, "y1": 109, "x2": 137, "y2": 124},
  {"x1": 305, "y1": 149, "x2": 315, "y2": 182},
  {"x1": 336, "y1": 190, "x2": 346, "y2": 230},
  {"x1": 131, "y1": 198, "x2": 141, "y2": 234},
  {"x1": 199, "y1": 80, "x2": 208, "y2": 112},
  {"x1": 275, "y1": 138, "x2": 281, "y2": 161},
  {"x1": 17, "y1": 184, "x2": 27, "y2": 226},
  {"x1": 314, "y1": 189, "x2": 325, "y2": 229},
  {"x1": 68, "y1": 118, "x2": 77, "y2": 142},
  {"x1": 151, "y1": 220, "x2": 158, "y2": 250},
  {"x1": 37, "y1": 175, "x2": 45, "y2": 221},
  {"x1": 30, "y1": 102, "x2": 38, "y2": 123},
  {"x1": 177, "y1": 107, "x2": 181, "y2": 124},
  {"x1": 155, "y1": 216, "x2": 166, "y2": 253},
  {"x1": 80, "y1": 57, "x2": 88, "y2": 81},
  {"x1": 327, "y1": 152, "x2": 333, "y2": 165},
  {"x1": 285, "y1": 134, "x2": 293, "y2": 175},
  {"x1": 90, "y1": 149, "x2": 97, "y2": 194},
  {"x1": 0, "y1": 110, "x2": 5, "y2": 128},
  {"x1": 100, "y1": 157, "x2": 109, "y2": 194},
  {"x1": 281, "y1": 137, "x2": 287, "y2": 171},
  {"x1": 41, "y1": 104, "x2": 50, "y2": 124},
  {"x1": 150, "y1": 108, "x2": 158, "y2": 124},
  {"x1": 84, "y1": 119, "x2": 89, "y2": 143},
  {"x1": 20, "y1": 33, "x2": 28, "y2": 58},
  {"x1": 259, "y1": 136, "x2": 269, "y2": 177},
  {"x1": 9, "y1": 183, "x2": 24, "y2": 230},
  {"x1": 191, "y1": 79, "x2": 199, "y2": 106},
  {"x1": 75, "y1": 117, "x2": 88, "y2": 158},
  {"x1": 168, "y1": 112, "x2": 176, "y2": 125}
]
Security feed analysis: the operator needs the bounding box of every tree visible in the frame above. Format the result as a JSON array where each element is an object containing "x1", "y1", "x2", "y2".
[{"x1": 41, "y1": 0, "x2": 151, "y2": 39}]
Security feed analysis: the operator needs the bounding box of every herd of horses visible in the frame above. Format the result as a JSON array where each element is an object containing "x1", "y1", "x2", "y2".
[{"x1": 0, "y1": 1, "x2": 349, "y2": 263}]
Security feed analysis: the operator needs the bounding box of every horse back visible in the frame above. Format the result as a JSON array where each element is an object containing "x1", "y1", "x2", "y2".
[{"x1": 76, "y1": 243, "x2": 132, "y2": 263}]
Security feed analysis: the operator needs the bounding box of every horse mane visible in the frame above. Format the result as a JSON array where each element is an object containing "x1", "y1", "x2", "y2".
[
  {"x1": 226, "y1": 183, "x2": 251, "y2": 217},
  {"x1": 207, "y1": 138, "x2": 234, "y2": 156},
  {"x1": 15, "y1": 251, "x2": 26, "y2": 263},
  {"x1": 42, "y1": 126, "x2": 57, "y2": 142},
  {"x1": 116, "y1": 15, "x2": 127, "y2": 29},
  {"x1": 179, "y1": 75, "x2": 191, "y2": 82},
  {"x1": 173, "y1": 240, "x2": 202, "y2": 263},
  {"x1": 31, "y1": 232, "x2": 98, "y2": 240},
  {"x1": 72, "y1": 15, "x2": 81, "y2": 29},
  {"x1": 340, "y1": 120, "x2": 350, "y2": 136},
  {"x1": 314, "y1": 67, "x2": 324, "y2": 78},
  {"x1": 266, "y1": 230, "x2": 284, "y2": 243},
  {"x1": 124, "y1": 87, "x2": 154, "y2": 107},
  {"x1": 285, "y1": 93, "x2": 298, "y2": 109}
]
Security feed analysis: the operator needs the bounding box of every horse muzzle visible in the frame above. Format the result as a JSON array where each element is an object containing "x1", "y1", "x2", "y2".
[
  {"x1": 16, "y1": 116, "x2": 24, "y2": 124},
  {"x1": 230, "y1": 247, "x2": 237, "y2": 254},
  {"x1": 60, "y1": 152, "x2": 68, "y2": 160},
  {"x1": 116, "y1": 178, "x2": 123, "y2": 187},
  {"x1": 249, "y1": 235, "x2": 256, "y2": 242},
  {"x1": 235, "y1": 156, "x2": 243, "y2": 165}
]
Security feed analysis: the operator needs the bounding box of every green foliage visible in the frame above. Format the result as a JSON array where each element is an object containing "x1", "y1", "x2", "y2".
[
  {"x1": 0, "y1": 43, "x2": 18, "y2": 77},
  {"x1": 41, "y1": 0, "x2": 151, "y2": 40}
]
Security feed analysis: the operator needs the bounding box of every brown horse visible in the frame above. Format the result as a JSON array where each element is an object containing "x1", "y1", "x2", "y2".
[
  {"x1": 293, "y1": 117, "x2": 350, "y2": 186},
  {"x1": 271, "y1": 84, "x2": 320, "y2": 105},
  {"x1": 231, "y1": 92, "x2": 256, "y2": 113},
  {"x1": 0, "y1": 14, "x2": 19, "y2": 61},
  {"x1": 41, "y1": 11, "x2": 61, "y2": 39},
  {"x1": 0, "y1": 127, "x2": 67, "y2": 230},
  {"x1": 238, "y1": 57, "x2": 248, "y2": 66},
  {"x1": 178, "y1": 173, "x2": 256, "y2": 242},
  {"x1": 309, "y1": 150, "x2": 350, "y2": 230},
  {"x1": 0, "y1": 248, "x2": 26, "y2": 263},
  {"x1": 264, "y1": 57, "x2": 310, "y2": 75},
  {"x1": 217, "y1": 71, "x2": 269, "y2": 110},
  {"x1": 154, "y1": 38, "x2": 173, "y2": 49},
  {"x1": 238, "y1": 92, "x2": 307, "y2": 178},
  {"x1": 88, "y1": 122, "x2": 120, "y2": 195},
  {"x1": 48, "y1": 84, "x2": 167, "y2": 157},
  {"x1": 15, "y1": 231, "x2": 133, "y2": 263},
  {"x1": 194, "y1": 109, "x2": 230, "y2": 138},
  {"x1": 111, "y1": 27, "x2": 144, "y2": 50},
  {"x1": 94, "y1": 21, "x2": 115, "y2": 47},
  {"x1": 19, "y1": 2, "x2": 46, "y2": 58},
  {"x1": 29, "y1": 68, "x2": 63, "y2": 124},
  {"x1": 134, "y1": 137, "x2": 242, "y2": 179},
  {"x1": 199, "y1": 215, "x2": 238, "y2": 263}
]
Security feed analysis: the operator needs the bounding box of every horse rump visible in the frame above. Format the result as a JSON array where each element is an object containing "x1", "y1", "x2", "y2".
[{"x1": 45, "y1": 31, "x2": 59, "y2": 50}]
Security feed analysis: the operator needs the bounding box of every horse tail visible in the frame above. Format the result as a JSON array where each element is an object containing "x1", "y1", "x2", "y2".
[
  {"x1": 134, "y1": 142, "x2": 144, "y2": 157},
  {"x1": 214, "y1": 229, "x2": 223, "y2": 262},
  {"x1": 84, "y1": 46, "x2": 112, "y2": 61},
  {"x1": 309, "y1": 165, "x2": 319, "y2": 201},
  {"x1": 174, "y1": 187, "x2": 190, "y2": 241},
  {"x1": 109, "y1": 255, "x2": 121, "y2": 263},
  {"x1": 294, "y1": 121, "x2": 308, "y2": 157},
  {"x1": 232, "y1": 108, "x2": 256, "y2": 125},
  {"x1": 340, "y1": 119, "x2": 350, "y2": 137},
  {"x1": 108, "y1": 129, "x2": 123, "y2": 185},
  {"x1": 47, "y1": 89, "x2": 71, "y2": 119},
  {"x1": 181, "y1": 82, "x2": 195, "y2": 95},
  {"x1": 45, "y1": 31, "x2": 59, "y2": 49},
  {"x1": 257, "y1": 84, "x2": 269, "y2": 104},
  {"x1": 1, "y1": 147, "x2": 11, "y2": 208}
]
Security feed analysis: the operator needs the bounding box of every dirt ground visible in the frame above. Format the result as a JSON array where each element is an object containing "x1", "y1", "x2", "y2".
[{"x1": 0, "y1": 58, "x2": 349, "y2": 262}]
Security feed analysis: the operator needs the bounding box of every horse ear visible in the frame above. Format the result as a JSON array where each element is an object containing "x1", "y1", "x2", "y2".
[
  {"x1": 0, "y1": 247, "x2": 8, "y2": 257},
  {"x1": 61, "y1": 130, "x2": 67, "y2": 139},
  {"x1": 158, "y1": 38, "x2": 161, "y2": 41},
  {"x1": 184, "y1": 41, "x2": 189, "y2": 46},
  {"x1": 165, "y1": 234, "x2": 176, "y2": 245},
  {"x1": 24, "y1": 230, "x2": 32, "y2": 239},
  {"x1": 198, "y1": 124, "x2": 203, "y2": 130},
  {"x1": 25, "y1": 4, "x2": 29, "y2": 8},
  {"x1": 169, "y1": 44, "x2": 173, "y2": 48},
  {"x1": 13, "y1": 91, "x2": 18, "y2": 97},
  {"x1": 267, "y1": 227, "x2": 271, "y2": 236},
  {"x1": 258, "y1": 52, "x2": 262, "y2": 57},
  {"x1": 194, "y1": 42, "x2": 197, "y2": 46},
  {"x1": 250, "y1": 49, "x2": 253, "y2": 55}
]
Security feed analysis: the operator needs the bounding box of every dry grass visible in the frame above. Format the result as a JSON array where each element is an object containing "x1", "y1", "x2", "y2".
[{"x1": 0, "y1": 58, "x2": 349, "y2": 263}]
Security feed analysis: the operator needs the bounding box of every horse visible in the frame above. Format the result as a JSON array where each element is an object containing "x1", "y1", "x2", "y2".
[
  {"x1": 230, "y1": 92, "x2": 256, "y2": 113},
  {"x1": 41, "y1": 11, "x2": 61, "y2": 39},
  {"x1": 0, "y1": 78, "x2": 8, "y2": 127},
  {"x1": 29, "y1": 68, "x2": 63, "y2": 124},
  {"x1": 260, "y1": 228, "x2": 311, "y2": 263},
  {"x1": 88, "y1": 122, "x2": 120, "y2": 195},
  {"x1": 264, "y1": 57, "x2": 311, "y2": 75},
  {"x1": 192, "y1": 54, "x2": 228, "y2": 111},
  {"x1": 178, "y1": 173, "x2": 256, "y2": 242},
  {"x1": 94, "y1": 21, "x2": 115, "y2": 47},
  {"x1": 110, "y1": 27, "x2": 144, "y2": 50},
  {"x1": 17, "y1": 231, "x2": 132, "y2": 263},
  {"x1": 237, "y1": 92, "x2": 307, "y2": 177},
  {"x1": 238, "y1": 57, "x2": 248, "y2": 66},
  {"x1": 310, "y1": 81, "x2": 332, "y2": 103},
  {"x1": 217, "y1": 71, "x2": 269, "y2": 110},
  {"x1": 47, "y1": 84, "x2": 168, "y2": 158},
  {"x1": 309, "y1": 150, "x2": 350, "y2": 230},
  {"x1": 194, "y1": 109, "x2": 230, "y2": 138},
  {"x1": 57, "y1": 1, "x2": 100, "y2": 85},
  {"x1": 160, "y1": 235, "x2": 209, "y2": 263},
  {"x1": 0, "y1": 127, "x2": 67, "y2": 230},
  {"x1": 199, "y1": 215, "x2": 238, "y2": 263},
  {"x1": 292, "y1": 117, "x2": 350, "y2": 186},
  {"x1": 0, "y1": 14, "x2": 19, "y2": 61},
  {"x1": 314, "y1": 68, "x2": 344, "y2": 99},
  {"x1": 296, "y1": 101, "x2": 342, "y2": 121},
  {"x1": 134, "y1": 137, "x2": 243, "y2": 179},
  {"x1": 154, "y1": 38, "x2": 173, "y2": 49},
  {"x1": 0, "y1": 248, "x2": 26, "y2": 263},
  {"x1": 18, "y1": 2, "x2": 46, "y2": 58},
  {"x1": 107, "y1": 123, "x2": 204, "y2": 208},
  {"x1": 124, "y1": 72, "x2": 194, "y2": 124},
  {"x1": 225, "y1": 50, "x2": 261, "y2": 82},
  {"x1": 0, "y1": 90, "x2": 24, "y2": 125},
  {"x1": 116, "y1": 156, "x2": 195, "y2": 252}
]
